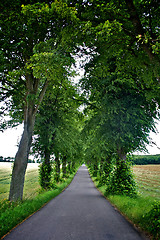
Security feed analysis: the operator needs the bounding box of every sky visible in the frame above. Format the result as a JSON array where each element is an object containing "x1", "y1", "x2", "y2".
[
  {"x1": 0, "y1": 121, "x2": 160, "y2": 158},
  {"x1": 0, "y1": 124, "x2": 23, "y2": 158}
]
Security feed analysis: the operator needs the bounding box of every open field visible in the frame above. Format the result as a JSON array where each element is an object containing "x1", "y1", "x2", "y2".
[
  {"x1": 0, "y1": 162, "x2": 40, "y2": 200},
  {"x1": 133, "y1": 164, "x2": 160, "y2": 200}
]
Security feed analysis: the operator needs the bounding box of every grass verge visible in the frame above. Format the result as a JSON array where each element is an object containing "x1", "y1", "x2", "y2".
[
  {"x1": 0, "y1": 173, "x2": 75, "y2": 239},
  {"x1": 91, "y1": 176, "x2": 160, "y2": 240}
]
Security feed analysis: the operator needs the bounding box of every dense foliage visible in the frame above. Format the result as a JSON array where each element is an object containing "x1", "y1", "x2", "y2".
[
  {"x1": 0, "y1": 0, "x2": 80, "y2": 200},
  {"x1": 144, "y1": 201, "x2": 160, "y2": 239},
  {"x1": 0, "y1": 0, "x2": 160, "y2": 200},
  {"x1": 79, "y1": 0, "x2": 160, "y2": 196}
]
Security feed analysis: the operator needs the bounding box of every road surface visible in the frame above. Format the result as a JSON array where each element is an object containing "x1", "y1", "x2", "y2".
[{"x1": 3, "y1": 165, "x2": 148, "y2": 240}]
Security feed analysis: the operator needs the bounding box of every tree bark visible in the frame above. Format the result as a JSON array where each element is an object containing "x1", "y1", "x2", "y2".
[
  {"x1": 99, "y1": 158, "x2": 104, "y2": 177},
  {"x1": 39, "y1": 148, "x2": 52, "y2": 189},
  {"x1": 44, "y1": 148, "x2": 51, "y2": 165},
  {"x1": 71, "y1": 160, "x2": 75, "y2": 172},
  {"x1": 93, "y1": 159, "x2": 98, "y2": 177},
  {"x1": 62, "y1": 155, "x2": 67, "y2": 177},
  {"x1": 67, "y1": 160, "x2": 71, "y2": 174},
  {"x1": 54, "y1": 153, "x2": 60, "y2": 182},
  {"x1": 9, "y1": 114, "x2": 35, "y2": 201},
  {"x1": 9, "y1": 74, "x2": 48, "y2": 201}
]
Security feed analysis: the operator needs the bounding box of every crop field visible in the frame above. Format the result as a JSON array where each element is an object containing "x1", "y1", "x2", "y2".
[
  {"x1": 0, "y1": 162, "x2": 40, "y2": 200},
  {"x1": 133, "y1": 164, "x2": 160, "y2": 200}
]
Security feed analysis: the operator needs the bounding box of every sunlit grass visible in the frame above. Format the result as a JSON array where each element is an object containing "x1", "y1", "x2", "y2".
[
  {"x1": 0, "y1": 163, "x2": 40, "y2": 200},
  {"x1": 133, "y1": 165, "x2": 160, "y2": 200}
]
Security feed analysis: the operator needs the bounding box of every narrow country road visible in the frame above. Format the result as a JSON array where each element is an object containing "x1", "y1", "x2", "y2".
[{"x1": 3, "y1": 165, "x2": 148, "y2": 240}]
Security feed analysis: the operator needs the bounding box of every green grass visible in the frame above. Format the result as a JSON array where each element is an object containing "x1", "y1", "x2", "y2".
[
  {"x1": 106, "y1": 195, "x2": 160, "y2": 240},
  {"x1": 0, "y1": 173, "x2": 76, "y2": 238},
  {"x1": 0, "y1": 163, "x2": 12, "y2": 200},
  {"x1": 91, "y1": 165, "x2": 160, "y2": 240}
]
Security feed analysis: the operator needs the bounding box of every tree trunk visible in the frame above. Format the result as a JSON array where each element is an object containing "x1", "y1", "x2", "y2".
[
  {"x1": 42, "y1": 148, "x2": 52, "y2": 189},
  {"x1": 54, "y1": 153, "x2": 60, "y2": 182},
  {"x1": 93, "y1": 160, "x2": 98, "y2": 177},
  {"x1": 9, "y1": 116, "x2": 35, "y2": 201},
  {"x1": 71, "y1": 160, "x2": 75, "y2": 172},
  {"x1": 62, "y1": 155, "x2": 67, "y2": 177},
  {"x1": 124, "y1": 0, "x2": 156, "y2": 61},
  {"x1": 9, "y1": 73, "x2": 48, "y2": 201},
  {"x1": 67, "y1": 160, "x2": 71, "y2": 174},
  {"x1": 99, "y1": 158, "x2": 104, "y2": 177},
  {"x1": 117, "y1": 147, "x2": 127, "y2": 161}
]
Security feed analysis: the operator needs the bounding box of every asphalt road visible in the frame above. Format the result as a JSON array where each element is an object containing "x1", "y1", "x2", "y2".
[{"x1": 3, "y1": 165, "x2": 148, "y2": 240}]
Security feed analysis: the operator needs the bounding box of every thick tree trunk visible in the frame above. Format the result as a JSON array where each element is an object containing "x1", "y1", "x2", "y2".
[
  {"x1": 9, "y1": 74, "x2": 48, "y2": 201},
  {"x1": 44, "y1": 148, "x2": 50, "y2": 165},
  {"x1": 9, "y1": 116, "x2": 35, "y2": 201},
  {"x1": 117, "y1": 147, "x2": 127, "y2": 161}
]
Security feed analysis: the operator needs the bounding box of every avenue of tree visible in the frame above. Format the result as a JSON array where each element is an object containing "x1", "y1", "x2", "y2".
[{"x1": 0, "y1": 0, "x2": 160, "y2": 201}]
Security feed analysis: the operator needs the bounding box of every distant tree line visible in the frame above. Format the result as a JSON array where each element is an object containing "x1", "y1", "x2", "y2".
[
  {"x1": 0, "y1": 156, "x2": 35, "y2": 163},
  {"x1": 0, "y1": 156, "x2": 14, "y2": 162},
  {"x1": 133, "y1": 155, "x2": 160, "y2": 165}
]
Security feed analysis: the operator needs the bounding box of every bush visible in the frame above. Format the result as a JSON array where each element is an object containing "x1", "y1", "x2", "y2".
[
  {"x1": 106, "y1": 158, "x2": 137, "y2": 197},
  {"x1": 39, "y1": 162, "x2": 52, "y2": 189},
  {"x1": 144, "y1": 201, "x2": 160, "y2": 239},
  {"x1": 98, "y1": 160, "x2": 114, "y2": 186}
]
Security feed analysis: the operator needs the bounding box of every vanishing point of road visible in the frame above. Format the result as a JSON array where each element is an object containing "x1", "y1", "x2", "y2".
[{"x1": 3, "y1": 165, "x2": 148, "y2": 240}]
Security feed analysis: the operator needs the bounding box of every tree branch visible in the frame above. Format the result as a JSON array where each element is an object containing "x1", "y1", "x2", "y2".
[
  {"x1": 124, "y1": 0, "x2": 155, "y2": 61},
  {"x1": 34, "y1": 79, "x2": 49, "y2": 115},
  {"x1": 72, "y1": 96, "x2": 99, "y2": 110}
]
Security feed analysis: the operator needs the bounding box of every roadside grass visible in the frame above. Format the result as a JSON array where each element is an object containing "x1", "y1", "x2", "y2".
[
  {"x1": 91, "y1": 165, "x2": 160, "y2": 240},
  {"x1": 0, "y1": 162, "x2": 77, "y2": 239}
]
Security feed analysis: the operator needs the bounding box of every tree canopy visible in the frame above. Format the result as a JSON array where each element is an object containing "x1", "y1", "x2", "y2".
[{"x1": 0, "y1": 0, "x2": 160, "y2": 200}]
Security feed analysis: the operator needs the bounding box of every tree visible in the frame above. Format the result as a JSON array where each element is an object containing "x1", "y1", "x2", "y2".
[
  {"x1": 1, "y1": 0, "x2": 159, "y2": 200},
  {"x1": 81, "y1": 53, "x2": 160, "y2": 153},
  {"x1": 32, "y1": 78, "x2": 83, "y2": 186},
  {"x1": 0, "y1": 0, "x2": 78, "y2": 201},
  {"x1": 80, "y1": 53, "x2": 160, "y2": 195},
  {"x1": 78, "y1": 0, "x2": 160, "y2": 195},
  {"x1": 77, "y1": 0, "x2": 160, "y2": 77}
]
